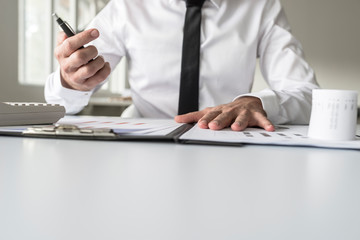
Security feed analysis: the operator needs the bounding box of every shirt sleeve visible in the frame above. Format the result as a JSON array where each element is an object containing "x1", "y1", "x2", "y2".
[
  {"x1": 44, "y1": 0, "x2": 126, "y2": 114},
  {"x1": 44, "y1": 69, "x2": 93, "y2": 114},
  {"x1": 244, "y1": 0, "x2": 319, "y2": 124}
]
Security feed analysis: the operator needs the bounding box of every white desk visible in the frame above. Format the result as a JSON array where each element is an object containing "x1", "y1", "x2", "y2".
[{"x1": 1, "y1": 136, "x2": 360, "y2": 240}]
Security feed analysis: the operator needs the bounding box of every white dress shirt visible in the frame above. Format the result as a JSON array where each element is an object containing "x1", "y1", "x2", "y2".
[{"x1": 45, "y1": 0, "x2": 319, "y2": 124}]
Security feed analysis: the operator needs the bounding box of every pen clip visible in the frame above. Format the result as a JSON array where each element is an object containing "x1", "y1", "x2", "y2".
[{"x1": 64, "y1": 21, "x2": 76, "y2": 35}]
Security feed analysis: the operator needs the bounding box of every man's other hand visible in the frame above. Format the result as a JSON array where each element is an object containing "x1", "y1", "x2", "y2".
[
  {"x1": 54, "y1": 28, "x2": 111, "y2": 91},
  {"x1": 175, "y1": 96, "x2": 275, "y2": 132}
]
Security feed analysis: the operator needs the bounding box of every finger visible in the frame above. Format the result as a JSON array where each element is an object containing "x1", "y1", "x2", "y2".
[
  {"x1": 56, "y1": 31, "x2": 68, "y2": 46},
  {"x1": 207, "y1": 112, "x2": 236, "y2": 130},
  {"x1": 231, "y1": 111, "x2": 251, "y2": 131},
  {"x1": 81, "y1": 62, "x2": 111, "y2": 91},
  {"x1": 54, "y1": 32, "x2": 69, "y2": 61},
  {"x1": 72, "y1": 56, "x2": 106, "y2": 85},
  {"x1": 69, "y1": 45, "x2": 98, "y2": 69},
  {"x1": 70, "y1": 62, "x2": 111, "y2": 91},
  {"x1": 198, "y1": 110, "x2": 222, "y2": 129},
  {"x1": 174, "y1": 111, "x2": 204, "y2": 124},
  {"x1": 61, "y1": 29, "x2": 100, "y2": 57},
  {"x1": 253, "y1": 112, "x2": 275, "y2": 132}
]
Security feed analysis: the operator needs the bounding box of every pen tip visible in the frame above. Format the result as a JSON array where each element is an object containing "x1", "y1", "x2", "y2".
[{"x1": 52, "y1": 13, "x2": 58, "y2": 19}]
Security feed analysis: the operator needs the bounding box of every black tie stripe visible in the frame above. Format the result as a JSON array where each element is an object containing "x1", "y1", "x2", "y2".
[{"x1": 178, "y1": 0, "x2": 206, "y2": 115}]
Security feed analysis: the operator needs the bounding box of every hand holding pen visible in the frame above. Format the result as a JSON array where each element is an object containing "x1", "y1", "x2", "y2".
[{"x1": 52, "y1": 13, "x2": 111, "y2": 91}]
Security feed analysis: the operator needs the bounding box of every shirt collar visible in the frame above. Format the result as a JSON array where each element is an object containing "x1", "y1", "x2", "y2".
[{"x1": 169, "y1": 0, "x2": 222, "y2": 9}]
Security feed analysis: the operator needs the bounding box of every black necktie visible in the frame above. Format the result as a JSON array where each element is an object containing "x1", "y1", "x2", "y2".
[{"x1": 178, "y1": 0, "x2": 206, "y2": 115}]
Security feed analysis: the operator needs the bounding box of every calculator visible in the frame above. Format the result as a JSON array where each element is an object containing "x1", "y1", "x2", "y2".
[{"x1": 0, "y1": 102, "x2": 65, "y2": 126}]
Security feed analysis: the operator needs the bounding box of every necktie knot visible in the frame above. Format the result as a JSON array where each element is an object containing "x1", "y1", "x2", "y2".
[{"x1": 186, "y1": 0, "x2": 206, "y2": 8}]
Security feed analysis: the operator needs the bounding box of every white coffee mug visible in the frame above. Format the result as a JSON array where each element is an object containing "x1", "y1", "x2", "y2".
[{"x1": 308, "y1": 89, "x2": 358, "y2": 141}]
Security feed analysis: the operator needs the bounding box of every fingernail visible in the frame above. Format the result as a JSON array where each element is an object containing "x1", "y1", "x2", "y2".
[
  {"x1": 211, "y1": 120, "x2": 219, "y2": 126},
  {"x1": 199, "y1": 120, "x2": 207, "y2": 126},
  {"x1": 91, "y1": 29, "x2": 99, "y2": 38},
  {"x1": 267, "y1": 124, "x2": 275, "y2": 131},
  {"x1": 234, "y1": 122, "x2": 242, "y2": 127}
]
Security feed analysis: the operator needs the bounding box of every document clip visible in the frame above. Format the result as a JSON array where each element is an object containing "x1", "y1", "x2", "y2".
[{"x1": 23, "y1": 124, "x2": 117, "y2": 139}]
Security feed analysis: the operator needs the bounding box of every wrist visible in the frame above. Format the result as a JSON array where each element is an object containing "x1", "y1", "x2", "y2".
[{"x1": 60, "y1": 72, "x2": 75, "y2": 90}]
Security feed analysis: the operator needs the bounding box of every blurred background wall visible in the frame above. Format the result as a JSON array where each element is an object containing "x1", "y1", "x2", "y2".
[
  {"x1": 0, "y1": 1, "x2": 43, "y2": 102},
  {"x1": 253, "y1": 0, "x2": 360, "y2": 95}
]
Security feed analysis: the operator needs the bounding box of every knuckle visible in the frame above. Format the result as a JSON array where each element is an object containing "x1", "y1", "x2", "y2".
[
  {"x1": 209, "y1": 108, "x2": 222, "y2": 115},
  {"x1": 89, "y1": 45, "x2": 98, "y2": 56},
  {"x1": 102, "y1": 65, "x2": 111, "y2": 78},
  {"x1": 239, "y1": 108, "x2": 251, "y2": 117},
  {"x1": 222, "y1": 105, "x2": 236, "y2": 114},
  {"x1": 61, "y1": 62, "x2": 72, "y2": 73},
  {"x1": 82, "y1": 46, "x2": 98, "y2": 60},
  {"x1": 225, "y1": 111, "x2": 236, "y2": 119},
  {"x1": 105, "y1": 62, "x2": 111, "y2": 71},
  {"x1": 62, "y1": 39, "x2": 75, "y2": 53},
  {"x1": 93, "y1": 56, "x2": 105, "y2": 68},
  {"x1": 97, "y1": 69, "x2": 110, "y2": 82},
  {"x1": 57, "y1": 32, "x2": 67, "y2": 44},
  {"x1": 97, "y1": 56, "x2": 105, "y2": 65},
  {"x1": 73, "y1": 50, "x2": 87, "y2": 62},
  {"x1": 54, "y1": 47, "x2": 62, "y2": 60},
  {"x1": 67, "y1": 74, "x2": 79, "y2": 84},
  {"x1": 82, "y1": 66, "x2": 96, "y2": 77}
]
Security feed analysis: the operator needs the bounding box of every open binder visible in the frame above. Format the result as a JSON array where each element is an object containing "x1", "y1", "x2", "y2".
[{"x1": 1, "y1": 115, "x2": 360, "y2": 150}]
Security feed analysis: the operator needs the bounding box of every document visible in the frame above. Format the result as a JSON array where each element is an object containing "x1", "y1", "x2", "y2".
[
  {"x1": 57, "y1": 116, "x2": 184, "y2": 136},
  {"x1": 0, "y1": 116, "x2": 360, "y2": 150},
  {"x1": 180, "y1": 124, "x2": 360, "y2": 150}
]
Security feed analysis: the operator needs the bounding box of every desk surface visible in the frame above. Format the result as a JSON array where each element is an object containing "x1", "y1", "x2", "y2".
[{"x1": 1, "y1": 136, "x2": 360, "y2": 240}]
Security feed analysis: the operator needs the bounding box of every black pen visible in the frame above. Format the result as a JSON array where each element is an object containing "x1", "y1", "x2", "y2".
[
  {"x1": 52, "y1": 13, "x2": 77, "y2": 37},
  {"x1": 52, "y1": 13, "x2": 85, "y2": 49}
]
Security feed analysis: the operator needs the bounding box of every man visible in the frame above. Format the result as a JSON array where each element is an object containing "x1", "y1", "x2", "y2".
[{"x1": 45, "y1": 0, "x2": 319, "y2": 131}]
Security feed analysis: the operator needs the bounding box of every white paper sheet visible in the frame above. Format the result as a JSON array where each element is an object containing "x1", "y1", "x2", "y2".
[
  {"x1": 2, "y1": 115, "x2": 360, "y2": 150},
  {"x1": 57, "y1": 116, "x2": 184, "y2": 136},
  {"x1": 180, "y1": 124, "x2": 360, "y2": 150}
]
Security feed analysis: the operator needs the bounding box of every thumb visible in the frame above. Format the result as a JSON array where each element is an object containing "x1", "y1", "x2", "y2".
[{"x1": 175, "y1": 111, "x2": 204, "y2": 123}]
